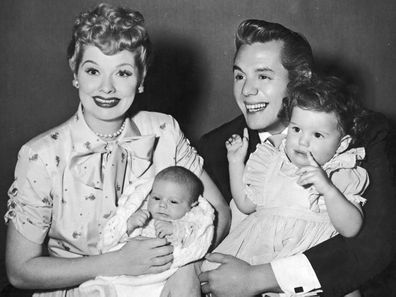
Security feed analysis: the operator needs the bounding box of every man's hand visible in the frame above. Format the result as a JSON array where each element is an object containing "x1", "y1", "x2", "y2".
[{"x1": 199, "y1": 253, "x2": 259, "y2": 297}]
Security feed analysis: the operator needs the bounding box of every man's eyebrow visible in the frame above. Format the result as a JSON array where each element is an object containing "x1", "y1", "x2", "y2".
[
  {"x1": 233, "y1": 65, "x2": 242, "y2": 72},
  {"x1": 232, "y1": 65, "x2": 274, "y2": 73},
  {"x1": 255, "y1": 67, "x2": 274, "y2": 73}
]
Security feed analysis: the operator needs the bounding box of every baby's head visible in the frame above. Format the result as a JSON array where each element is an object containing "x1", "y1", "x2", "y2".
[
  {"x1": 284, "y1": 75, "x2": 364, "y2": 168},
  {"x1": 147, "y1": 166, "x2": 203, "y2": 220}
]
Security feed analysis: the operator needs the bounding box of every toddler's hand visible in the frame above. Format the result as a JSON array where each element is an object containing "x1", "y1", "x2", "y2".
[
  {"x1": 226, "y1": 128, "x2": 249, "y2": 164},
  {"x1": 127, "y1": 209, "x2": 150, "y2": 234},
  {"x1": 154, "y1": 220, "x2": 174, "y2": 238},
  {"x1": 296, "y1": 152, "x2": 335, "y2": 195}
]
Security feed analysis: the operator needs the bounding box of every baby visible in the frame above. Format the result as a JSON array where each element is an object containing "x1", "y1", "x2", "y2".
[{"x1": 80, "y1": 166, "x2": 214, "y2": 297}]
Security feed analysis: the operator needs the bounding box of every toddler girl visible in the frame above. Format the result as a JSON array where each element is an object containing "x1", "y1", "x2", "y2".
[
  {"x1": 81, "y1": 166, "x2": 214, "y2": 297},
  {"x1": 202, "y1": 76, "x2": 369, "y2": 297}
]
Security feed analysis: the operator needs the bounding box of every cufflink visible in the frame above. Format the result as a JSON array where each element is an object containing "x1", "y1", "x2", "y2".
[{"x1": 294, "y1": 286, "x2": 304, "y2": 293}]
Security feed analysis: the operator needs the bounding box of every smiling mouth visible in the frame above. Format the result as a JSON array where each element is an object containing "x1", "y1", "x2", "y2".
[
  {"x1": 93, "y1": 96, "x2": 121, "y2": 108},
  {"x1": 245, "y1": 103, "x2": 268, "y2": 113}
]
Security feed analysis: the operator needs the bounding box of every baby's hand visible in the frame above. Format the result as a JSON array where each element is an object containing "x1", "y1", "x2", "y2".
[
  {"x1": 154, "y1": 220, "x2": 174, "y2": 238},
  {"x1": 226, "y1": 128, "x2": 249, "y2": 164},
  {"x1": 127, "y1": 209, "x2": 151, "y2": 234},
  {"x1": 296, "y1": 152, "x2": 335, "y2": 195}
]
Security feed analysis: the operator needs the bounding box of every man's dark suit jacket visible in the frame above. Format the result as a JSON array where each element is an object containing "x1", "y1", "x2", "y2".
[{"x1": 197, "y1": 113, "x2": 396, "y2": 297}]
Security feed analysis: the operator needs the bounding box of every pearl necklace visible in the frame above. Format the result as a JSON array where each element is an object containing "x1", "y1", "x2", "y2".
[{"x1": 95, "y1": 120, "x2": 126, "y2": 139}]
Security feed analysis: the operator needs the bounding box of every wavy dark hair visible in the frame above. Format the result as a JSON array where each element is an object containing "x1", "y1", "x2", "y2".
[
  {"x1": 235, "y1": 19, "x2": 314, "y2": 87},
  {"x1": 67, "y1": 3, "x2": 151, "y2": 85},
  {"x1": 235, "y1": 20, "x2": 315, "y2": 123},
  {"x1": 284, "y1": 75, "x2": 368, "y2": 146}
]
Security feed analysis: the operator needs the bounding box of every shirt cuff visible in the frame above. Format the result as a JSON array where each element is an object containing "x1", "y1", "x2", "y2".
[{"x1": 271, "y1": 254, "x2": 322, "y2": 296}]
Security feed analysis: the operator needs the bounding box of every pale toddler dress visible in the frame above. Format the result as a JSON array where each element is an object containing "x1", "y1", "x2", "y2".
[{"x1": 202, "y1": 141, "x2": 369, "y2": 271}]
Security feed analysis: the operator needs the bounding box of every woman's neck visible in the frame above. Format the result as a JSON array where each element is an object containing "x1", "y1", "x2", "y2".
[{"x1": 83, "y1": 114, "x2": 126, "y2": 139}]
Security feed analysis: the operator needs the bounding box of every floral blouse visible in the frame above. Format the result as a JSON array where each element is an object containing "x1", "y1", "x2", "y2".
[{"x1": 4, "y1": 105, "x2": 203, "y2": 258}]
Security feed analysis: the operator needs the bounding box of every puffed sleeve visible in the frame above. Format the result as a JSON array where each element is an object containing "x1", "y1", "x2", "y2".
[
  {"x1": 4, "y1": 145, "x2": 53, "y2": 244},
  {"x1": 137, "y1": 112, "x2": 204, "y2": 177},
  {"x1": 331, "y1": 166, "x2": 370, "y2": 206},
  {"x1": 170, "y1": 116, "x2": 204, "y2": 177}
]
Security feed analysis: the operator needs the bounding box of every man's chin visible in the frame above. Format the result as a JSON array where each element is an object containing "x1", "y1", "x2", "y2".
[{"x1": 245, "y1": 118, "x2": 273, "y2": 131}]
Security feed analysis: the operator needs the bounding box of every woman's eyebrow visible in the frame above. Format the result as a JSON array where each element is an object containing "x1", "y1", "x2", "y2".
[
  {"x1": 117, "y1": 63, "x2": 134, "y2": 68},
  {"x1": 81, "y1": 60, "x2": 97, "y2": 66},
  {"x1": 80, "y1": 61, "x2": 134, "y2": 68}
]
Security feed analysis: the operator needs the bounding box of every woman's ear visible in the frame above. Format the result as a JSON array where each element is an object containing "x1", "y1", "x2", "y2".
[
  {"x1": 69, "y1": 59, "x2": 76, "y2": 74},
  {"x1": 138, "y1": 71, "x2": 146, "y2": 93},
  {"x1": 140, "y1": 69, "x2": 147, "y2": 86},
  {"x1": 336, "y1": 135, "x2": 352, "y2": 154}
]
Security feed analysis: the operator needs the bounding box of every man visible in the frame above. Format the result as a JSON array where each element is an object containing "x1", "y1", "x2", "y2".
[{"x1": 198, "y1": 19, "x2": 396, "y2": 296}]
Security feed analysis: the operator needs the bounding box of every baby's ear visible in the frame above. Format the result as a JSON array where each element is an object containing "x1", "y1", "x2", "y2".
[
  {"x1": 336, "y1": 135, "x2": 352, "y2": 154},
  {"x1": 191, "y1": 201, "x2": 199, "y2": 207}
]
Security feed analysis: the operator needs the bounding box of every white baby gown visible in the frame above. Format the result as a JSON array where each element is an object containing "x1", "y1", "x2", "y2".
[{"x1": 79, "y1": 179, "x2": 214, "y2": 297}]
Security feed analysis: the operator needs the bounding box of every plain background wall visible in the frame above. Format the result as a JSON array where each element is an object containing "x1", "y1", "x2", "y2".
[{"x1": 1, "y1": 0, "x2": 395, "y2": 288}]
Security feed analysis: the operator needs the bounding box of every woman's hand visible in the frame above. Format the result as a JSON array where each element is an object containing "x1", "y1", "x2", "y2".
[
  {"x1": 117, "y1": 237, "x2": 174, "y2": 275},
  {"x1": 6, "y1": 221, "x2": 174, "y2": 289}
]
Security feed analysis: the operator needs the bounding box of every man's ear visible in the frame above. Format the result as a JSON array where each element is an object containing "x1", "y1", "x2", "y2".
[{"x1": 336, "y1": 134, "x2": 352, "y2": 154}]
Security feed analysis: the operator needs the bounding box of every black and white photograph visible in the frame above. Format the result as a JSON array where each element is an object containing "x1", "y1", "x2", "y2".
[{"x1": 1, "y1": 1, "x2": 395, "y2": 296}]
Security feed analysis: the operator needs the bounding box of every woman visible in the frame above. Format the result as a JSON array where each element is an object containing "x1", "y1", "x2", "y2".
[{"x1": 4, "y1": 3, "x2": 230, "y2": 296}]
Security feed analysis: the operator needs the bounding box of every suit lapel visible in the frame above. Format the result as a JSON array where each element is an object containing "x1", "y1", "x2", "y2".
[{"x1": 247, "y1": 128, "x2": 260, "y2": 162}]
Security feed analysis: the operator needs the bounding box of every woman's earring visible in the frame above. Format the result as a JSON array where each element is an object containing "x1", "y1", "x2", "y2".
[
  {"x1": 138, "y1": 85, "x2": 144, "y2": 93},
  {"x1": 72, "y1": 79, "x2": 79, "y2": 89}
]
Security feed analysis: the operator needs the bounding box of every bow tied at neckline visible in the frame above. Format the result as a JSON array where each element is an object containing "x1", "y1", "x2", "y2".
[{"x1": 70, "y1": 134, "x2": 156, "y2": 190}]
